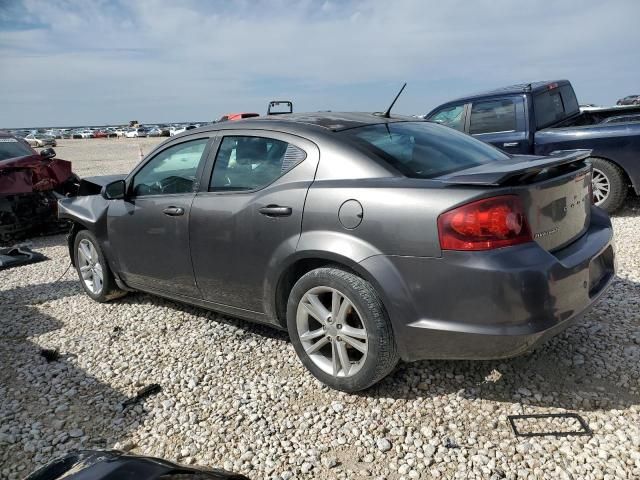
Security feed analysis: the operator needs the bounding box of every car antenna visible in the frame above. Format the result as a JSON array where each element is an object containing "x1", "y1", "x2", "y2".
[{"x1": 380, "y1": 82, "x2": 407, "y2": 118}]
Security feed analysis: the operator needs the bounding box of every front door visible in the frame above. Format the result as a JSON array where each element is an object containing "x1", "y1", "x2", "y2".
[
  {"x1": 108, "y1": 136, "x2": 212, "y2": 296},
  {"x1": 190, "y1": 131, "x2": 319, "y2": 318}
]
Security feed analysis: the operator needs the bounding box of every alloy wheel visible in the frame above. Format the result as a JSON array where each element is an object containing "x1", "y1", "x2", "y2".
[
  {"x1": 77, "y1": 238, "x2": 104, "y2": 295},
  {"x1": 592, "y1": 168, "x2": 610, "y2": 206},
  {"x1": 296, "y1": 286, "x2": 368, "y2": 378}
]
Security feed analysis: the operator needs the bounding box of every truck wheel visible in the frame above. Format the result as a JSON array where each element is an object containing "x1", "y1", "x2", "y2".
[
  {"x1": 287, "y1": 267, "x2": 399, "y2": 392},
  {"x1": 590, "y1": 158, "x2": 627, "y2": 213},
  {"x1": 74, "y1": 230, "x2": 126, "y2": 302}
]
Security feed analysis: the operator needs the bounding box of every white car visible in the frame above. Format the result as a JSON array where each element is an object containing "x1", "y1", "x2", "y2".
[
  {"x1": 170, "y1": 126, "x2": 186, "y2": 136},
  {"x1": 24, "y1": 134, "x2": 44, "y2": 147},
  {"x1": 125, "y1": 128, "x2": 148, "y2": 138},
  {"x1": 81, "y1": 131, "x2": 94, "y2": 139}
]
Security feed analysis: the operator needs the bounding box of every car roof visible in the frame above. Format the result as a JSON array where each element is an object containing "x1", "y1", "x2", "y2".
[
  {"x1": 190, "y1": 112, "x2": 418, "y2": 136},
  {"x1": 440, "y1": 79, "x2": 571, "y2": 105}
]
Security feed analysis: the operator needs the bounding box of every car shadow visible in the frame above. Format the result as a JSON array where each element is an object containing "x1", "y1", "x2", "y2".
[
  {"x1": 109, "y1": 272, "x2": 639, "y2": 414},
  {"x1": 0, "y1": 280, "x2": 151, "y2": 474},
  {"x1": 612, "y1": 194, "x2": 640, "y2": 218},
  {"x1": 118, "y1": 292, "x2": 290, "y2": 343},
  {"x1": 362, "y1": 275, "x2": 640, "y2": 412}
]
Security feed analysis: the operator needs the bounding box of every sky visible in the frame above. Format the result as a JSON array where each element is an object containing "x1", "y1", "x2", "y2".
[{"x1": 0, "y1": 0, "x2": 639, "y2": 128}]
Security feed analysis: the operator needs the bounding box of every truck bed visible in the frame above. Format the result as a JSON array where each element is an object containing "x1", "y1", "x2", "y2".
[{"x1": 554, "y1": 105, "x2": 640, "y2": 128}]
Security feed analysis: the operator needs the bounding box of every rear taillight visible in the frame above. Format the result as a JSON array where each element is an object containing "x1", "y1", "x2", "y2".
[{"x1": 437, "y1": 195, "x2": 532, "y2": 251}]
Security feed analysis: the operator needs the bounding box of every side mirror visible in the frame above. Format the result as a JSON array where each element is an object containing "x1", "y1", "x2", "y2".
[
  {"x1": 102, "y1": 179, "x2": 126, "y2": 200},
  {"x1": 40, "y1": 148, "x2": 56, "y2": 158}
]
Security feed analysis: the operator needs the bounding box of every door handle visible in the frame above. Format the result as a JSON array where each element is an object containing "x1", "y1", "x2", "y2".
[
  {"x1": 259, "y1": 205, "x2": 292, "y2": 217},
  {"x1": 162, "y1": 206, "x2": 185, "y2": 216},
  {"x1": 503, "y1": 142, "x2": 519, "y2": 147}
]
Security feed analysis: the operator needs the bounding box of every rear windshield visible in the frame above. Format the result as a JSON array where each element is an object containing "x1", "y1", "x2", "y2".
[
  {"x1": 0, "y1": 138, "x2": 33, "y2": 161},
  {"x1": 341, "y1": 122, "x2": 509, "y2": 178},
  {"x1": 534, "y1": 84, "x2": 579, "y2": 129}
]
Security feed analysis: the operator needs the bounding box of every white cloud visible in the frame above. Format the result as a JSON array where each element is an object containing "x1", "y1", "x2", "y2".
[{"x1": 0, "y1": 0, "x2": 638, "y2": 126}]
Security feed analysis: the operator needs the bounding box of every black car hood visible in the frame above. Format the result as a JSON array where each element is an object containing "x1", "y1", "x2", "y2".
[{"x1": 25, "y1": 450, "x2": 250, "y2": 480}]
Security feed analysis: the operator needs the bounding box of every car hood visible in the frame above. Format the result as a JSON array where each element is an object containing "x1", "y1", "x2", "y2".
[{"x1": 0, "y1": 154, "x2": 73, "y2": 195}]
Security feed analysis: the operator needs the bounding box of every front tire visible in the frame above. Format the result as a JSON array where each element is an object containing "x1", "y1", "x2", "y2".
[
  {"x1": 590, "y1": 158, "x2": 627, "y2": 213},
  {"x1": 287, "y1": 267, "x2": 399, "y2": 392},
  {"x1": 74, "y1": 230, "x2": 125, "y2": 302}
]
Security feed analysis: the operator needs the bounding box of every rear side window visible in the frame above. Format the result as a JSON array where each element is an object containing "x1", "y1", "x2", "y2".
[
  {"x1": 341, "y1": 122, "x2": 509, "y2": 179},
  {"x1": 428, "y1": 105, "x2": 465, "y2": 131},
  {"x1": 0, "y1": 138, "x2": 33, "y2": 160},
  {"x1": 469, "y1": 99, "x2": 517, "y2": 134},
  {"x1": 210, "y1": 136, "x2": 306, "y2": 191},
  {"x1": 534, "y1": 84, "x2": 579, "y2": 129}
]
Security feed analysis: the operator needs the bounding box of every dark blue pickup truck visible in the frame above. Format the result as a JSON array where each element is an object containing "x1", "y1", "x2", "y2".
[{"x1": 426, "y1": 80, "x2": 640, "y2": 212}]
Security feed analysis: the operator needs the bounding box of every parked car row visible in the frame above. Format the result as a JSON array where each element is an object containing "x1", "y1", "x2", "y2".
[{"x1": 6, "y1": 123, "x2": 205, "y2": 142}]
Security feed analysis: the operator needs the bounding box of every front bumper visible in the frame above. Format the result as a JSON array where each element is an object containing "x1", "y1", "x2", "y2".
[{"x1": 360, "y1": 207, "x2": 615, "y2": 362}]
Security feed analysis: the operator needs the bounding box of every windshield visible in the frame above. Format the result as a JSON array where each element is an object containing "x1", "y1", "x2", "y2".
[
  {"x1": 0, "y1": 138, "x2": 33, "y2": 161},
  {"x1": 341, "y1": 121, "x2": 509, "y2": 178}
]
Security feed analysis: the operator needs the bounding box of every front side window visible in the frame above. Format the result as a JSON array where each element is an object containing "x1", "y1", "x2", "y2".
[
  {"x1": 469, "y1": 99, "x2": 517, "y2": 134},
  {"x1": 132, "y1": 138, "x2": 208, "y2": 196},
  {"x1": 210, "y1": 136, "x2": 306, "y2": 191},
  {"x1": 341, "y1": 122, "x2": 509, "y2": 179},
  {"x1": 428, "y1": 105, "x2": 465, "y2": 131}
]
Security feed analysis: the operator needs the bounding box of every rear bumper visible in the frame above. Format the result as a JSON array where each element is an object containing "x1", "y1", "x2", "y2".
[{"x1": 360, "y1": 207, "x2": 615, "y2": 362}]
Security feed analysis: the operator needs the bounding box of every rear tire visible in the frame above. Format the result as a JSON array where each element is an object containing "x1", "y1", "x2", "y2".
[
  {"x1": 287, "y1": 267, "x2": 399, "y2": 392},
  {"x1": 590, "y1": 158, "x2": 627, "y2": 214},
  {"x1": 74, "y1": 230, "x2": 126, "y2": 302}
]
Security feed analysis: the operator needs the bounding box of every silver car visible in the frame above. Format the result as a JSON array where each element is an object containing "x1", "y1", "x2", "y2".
[{"x1": 59, "y1": 113, "x2": 615, "y2": 392}]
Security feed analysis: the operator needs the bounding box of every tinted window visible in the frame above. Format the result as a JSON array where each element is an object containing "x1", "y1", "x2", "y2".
[
  {"x1": 534, "y1": 84, "x2": 579, "y2": 128},
  {"x1": 469, "y1": 99, "x2": 517, "y2": 134},
  {"x1": 341, "y1": 122, "x2": 509, "y2": 179},
  {"x1": 210, "y1": 136, "x2": 306, "y2": 191},
  {"x1": 132, "y1": 138, "x2": 208, "y2": 196},
  {"x1": 428, "y1": 105, "x2": 465, "y2": 131},
  {"x1": 0, "y1": 138, "x2": 33, "y2": 160}
]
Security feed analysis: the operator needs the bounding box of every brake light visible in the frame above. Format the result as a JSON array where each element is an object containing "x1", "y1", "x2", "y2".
[{"x1": 438, "y1": 195, "x2": 532, "y2": 251}]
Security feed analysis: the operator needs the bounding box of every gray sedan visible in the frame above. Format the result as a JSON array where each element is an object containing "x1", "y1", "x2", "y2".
[{"x1": 59, "y1": 113, "x2": 615, "y2": 392}]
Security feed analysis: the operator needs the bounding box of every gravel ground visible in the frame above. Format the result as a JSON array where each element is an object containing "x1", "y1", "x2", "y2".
[{"x1": 1, "y1": 140, "x2": 639, "y2": 479}]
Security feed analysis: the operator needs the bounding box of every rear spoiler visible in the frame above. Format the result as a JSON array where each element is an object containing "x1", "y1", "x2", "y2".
[{"x1": 436, "y1": 149, "x2": 592, "y2": 186}]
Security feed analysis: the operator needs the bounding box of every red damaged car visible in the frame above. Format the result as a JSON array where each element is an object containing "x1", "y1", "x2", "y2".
[{"x1": 0, "y1": 132, "x2": 78, "y2": 243}]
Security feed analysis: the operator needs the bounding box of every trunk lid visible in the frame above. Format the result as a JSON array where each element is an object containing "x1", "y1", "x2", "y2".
[{"x1": 437, "y1": 149, "x2": 592, "y2": 251}]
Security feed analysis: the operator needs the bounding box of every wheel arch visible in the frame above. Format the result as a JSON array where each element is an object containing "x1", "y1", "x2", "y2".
[
  {"x1": 270, "y1": 251, "x2": 390, "y2": 329},
  {"x1": 589, "y1": 155, "x2": 636, "y2": 194},
  {"x1": 67, "y1": 220, "x2": 90, "y2": 267}
]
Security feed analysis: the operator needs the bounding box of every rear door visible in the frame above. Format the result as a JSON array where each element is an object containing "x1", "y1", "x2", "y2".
[
  {"x1": 189, "y1": 130, "x2": 319, "y2": 318},
  {"x1": 467, "y1": 96, "x2": 529, "y2": 154}
]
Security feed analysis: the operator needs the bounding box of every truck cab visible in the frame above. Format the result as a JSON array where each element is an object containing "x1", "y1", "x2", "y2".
[{"x1": 427, "y1": 80, "x2": 640, "y2": 213}]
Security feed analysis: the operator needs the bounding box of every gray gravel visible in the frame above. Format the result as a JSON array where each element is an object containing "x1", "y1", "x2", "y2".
[{"x1": 1, "y1": 140, "x2": 639, "y2": 479}]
